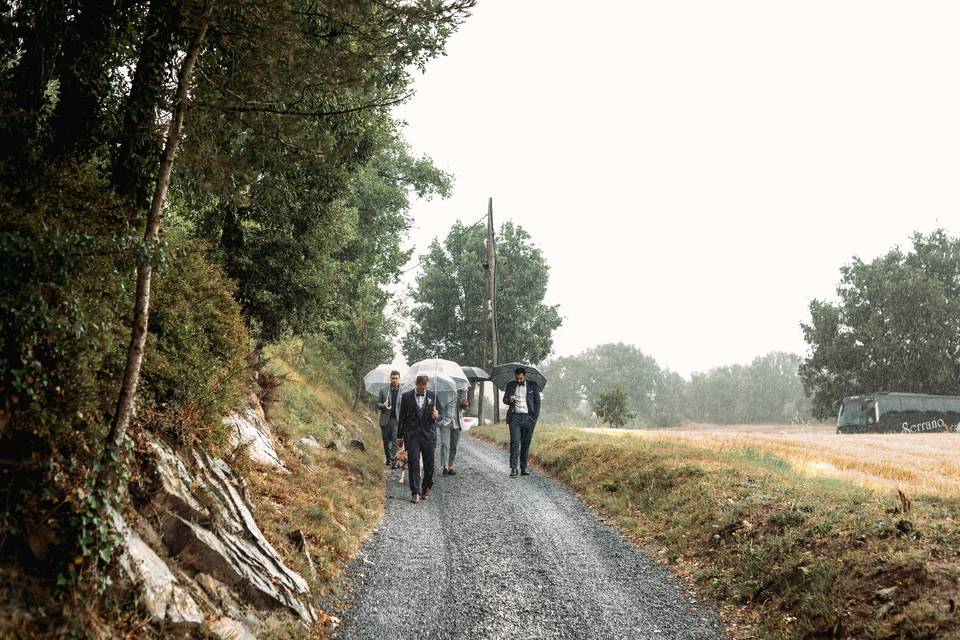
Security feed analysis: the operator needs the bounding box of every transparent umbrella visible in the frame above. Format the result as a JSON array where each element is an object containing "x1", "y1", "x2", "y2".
[
  {"x1": 401, "y1": 358, "x2": 469, "y2": 404},
  {"x1": 363, "y1": 364, "x2": 406, "y2": 397}
]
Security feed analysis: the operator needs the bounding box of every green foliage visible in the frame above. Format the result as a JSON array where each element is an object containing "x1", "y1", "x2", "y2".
[
  {"x1": 402, "y1": 221, "x2": 562, "y2": 366},
  {"x1": 591, "y1": 386, "x2": 634, "y2": 427},
  {"x1": 652, "y1": 370, "x2": 687, "y2": 427},
  {"x1": 173, "y1": 1, "x2": 460, "y2": 341},
  {"x1": 800, "y1": 230, "x2": 960, "y2": 419},
  {"x1": 0, "y1": 0, "x2": 471, "y2": 629},
  {"x1": 687, "y1": 352, "x2": 811, "y2": 424},
  {"x1": 327, "y1": 281, "x2": 397, "y2": 409},
  {"x1": 141, "y1": 235, "x2": 251, "y2": 449},
  {"x1": 0, "y1": 163, "x2": 249, "y2": 583},
  {"x1": 541, "y1": 344, "x2": 811, "y2": 426},
  {"x1": 541, "y1": 343, "x2": 660, "y2": 425}
]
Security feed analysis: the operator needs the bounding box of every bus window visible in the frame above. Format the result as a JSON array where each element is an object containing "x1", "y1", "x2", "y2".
[
  {"x1": 879, "y1": 395, "x2": 900, "y2": 419},
  {"x1": 864, "y1": 399, "x2": 877, "y2": 425},
  {"x1": 838, "y1": 398, "x2": 865, "y2": 427},
  {"x1": 901, "y1": 396, "x2": 922, "y2": 413}
]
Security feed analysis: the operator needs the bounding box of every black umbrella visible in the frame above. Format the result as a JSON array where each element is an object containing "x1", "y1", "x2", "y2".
[
  {"x1": 490, "y1": 362, "x2": 547, "y2": 391},
  {"x1": 460, "y1": 366, "x2": 490, "y2": 382}
]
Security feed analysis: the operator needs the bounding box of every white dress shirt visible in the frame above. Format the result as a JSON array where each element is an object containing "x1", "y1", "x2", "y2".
[{"x1": 514, "y1": 383, "x2": 528, "y2": 414}]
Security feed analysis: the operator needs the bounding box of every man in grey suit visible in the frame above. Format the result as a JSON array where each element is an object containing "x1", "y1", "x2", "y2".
[
  {"x1": 439, "y1": 388, "x2": 470, "y2": 476},
  {"x1": 376, "y1": 370, "x2": 402, "y2": 468}
]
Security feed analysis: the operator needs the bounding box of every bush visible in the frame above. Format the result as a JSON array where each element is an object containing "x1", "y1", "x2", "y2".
[
  {"x1": 0, "y1": 161, "x2": 249, "y2": 576},
  {"x1": 592, "y1": 386, "x2": 635, "y2": 427},
  {"x1": 141, "y1": 236, "x2": 251, "y2": 450}
]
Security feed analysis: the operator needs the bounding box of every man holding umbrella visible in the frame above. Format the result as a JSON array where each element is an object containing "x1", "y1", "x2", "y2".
[
  {"x1": 398, "y1": 375, "x2": 443, "y2": 503},
  {"x1": 502, "y1": 367, "x2": 541, "y2": 477},
  {"x1": 376, "y1": 370, "x2": 402, "y2": 468}
]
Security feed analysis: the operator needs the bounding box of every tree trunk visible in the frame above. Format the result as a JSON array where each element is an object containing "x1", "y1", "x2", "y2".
[
  {"x1": 111, "y1": 0, "x2": 185, "y2": 208},
  {"x1": 99, "y1": 1, "x2": 214, "y2": 492},
  {"x1": 353, "y1": 378, "x2": 363, "y2": 412}
]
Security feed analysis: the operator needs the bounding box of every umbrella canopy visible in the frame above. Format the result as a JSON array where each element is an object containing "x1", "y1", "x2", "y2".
[
  {"x1": 490, "y1": 362, "x2": 547, "y2": 391},
  {"x1": 363, "y1": 364, "x2": 405, "y2": 396},
  {"x1": 460, "y1": 366, "x2": 490, "y2": 381},
  {"x1": 401, "y1": 358, "x2": 469, "y2": 404}
]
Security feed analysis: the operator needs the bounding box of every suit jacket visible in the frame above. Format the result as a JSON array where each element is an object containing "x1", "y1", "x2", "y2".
[
  {"x1": 440, "y1": 389, "x2": 468, "y2": 430},
  {"x1": 503, "y1": 380, "x2": 541, "y2": 423},
  {"x1": 398, "y1": 389, "x2": 443, "y2": 442},
  {"x1": 376, "y1": 386, "x2": 402, "y2": 427}
]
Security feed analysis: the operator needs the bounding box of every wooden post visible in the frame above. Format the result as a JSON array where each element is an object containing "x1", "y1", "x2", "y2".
[
  {"x1": 489, "y1": 198, "x2": 500, "y2": 424},
  {"x1": 479, "y1": 199, "x2": 492, "y2": 426}
]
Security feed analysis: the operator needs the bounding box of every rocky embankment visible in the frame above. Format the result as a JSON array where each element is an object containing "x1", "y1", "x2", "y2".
[{"x1": 113, "y1": 391, "x2": 369, "y2": 638}]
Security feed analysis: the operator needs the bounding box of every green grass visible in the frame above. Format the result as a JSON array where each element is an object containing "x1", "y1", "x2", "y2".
[
  {"x1": 244, "y1": 340, "x2": 385, "y2": 638},
  {"x1": 470, "y1": 425, "x2": 960, "y2": 639}
]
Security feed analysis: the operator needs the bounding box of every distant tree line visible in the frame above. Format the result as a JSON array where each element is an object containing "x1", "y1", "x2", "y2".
[{"x1": 540, "y1": 344, "x2": 812, "y2": 427}]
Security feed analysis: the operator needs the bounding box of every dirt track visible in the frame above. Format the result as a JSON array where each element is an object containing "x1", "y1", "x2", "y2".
[{"x1": 334, "y1": 436, "x2": 724, "y2": 640}]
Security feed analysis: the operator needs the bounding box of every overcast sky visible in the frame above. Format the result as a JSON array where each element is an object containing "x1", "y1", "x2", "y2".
[{"x1": 391, "y1": 1, "x2": 960, "y2": 377}]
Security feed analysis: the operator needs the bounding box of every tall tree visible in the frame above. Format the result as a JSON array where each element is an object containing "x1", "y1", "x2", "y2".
[
  {"x1": 800, "y1": 230, "x2": 960, "y2": 419},
  {"x1": 402, "y1": 221, "x2": 562, "y2": 366}
]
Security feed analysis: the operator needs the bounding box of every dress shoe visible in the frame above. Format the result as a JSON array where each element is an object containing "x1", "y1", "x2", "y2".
[
  {"x1": 411, "y1": 494, "x2": 421, "y2": 504},
  {"x1": 521, "y1": 469, "x2": 530, "y2": 476},
  {"x1": 442, "y1": 468, "x2": 450, "y2": 476},
  {"x1": 422, "y1": 488, "x2": 430, "y2": 498},
  {"x1": 447, "y1": 468, "x2": 456, "y2": 476},
  {"x1": 510, "y1": 468, "x2": 518, "y2": 477}
]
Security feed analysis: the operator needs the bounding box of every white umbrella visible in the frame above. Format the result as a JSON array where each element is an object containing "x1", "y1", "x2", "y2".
[
  {"x1": 363, "y1": 364, "x2": 406, "y2": 397},
  {"x1": 401, "y1": 358, "x2": 469, "y2": 403}
]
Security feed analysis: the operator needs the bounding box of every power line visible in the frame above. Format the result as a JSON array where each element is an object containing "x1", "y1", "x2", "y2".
[{"x1": 399, "y1": 213, "x2": 488, "y2": 275}]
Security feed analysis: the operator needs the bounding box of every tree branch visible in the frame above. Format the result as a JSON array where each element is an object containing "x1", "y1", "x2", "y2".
[{"x1": 196, "y1": 91, "x2": 413, "y2": 118}]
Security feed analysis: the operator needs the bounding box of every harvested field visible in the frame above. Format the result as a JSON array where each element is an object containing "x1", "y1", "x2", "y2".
[{"x1": 592, "y1": 425, "x2": 960, "y2": 497}]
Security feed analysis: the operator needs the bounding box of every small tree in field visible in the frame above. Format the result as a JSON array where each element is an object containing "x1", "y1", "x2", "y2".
[{"x1": 592, "y1": 387, "x2": 635, "y2": 427}]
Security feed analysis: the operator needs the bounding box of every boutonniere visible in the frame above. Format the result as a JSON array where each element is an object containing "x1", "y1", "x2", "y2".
[{"x1": 427, "y1": 398, "x2": 433, "y2": 405}]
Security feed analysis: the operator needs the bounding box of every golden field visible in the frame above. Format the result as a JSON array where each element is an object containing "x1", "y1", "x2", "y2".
[{"x1": 591, "y1": 424, "x2": 960, "y2": 497}]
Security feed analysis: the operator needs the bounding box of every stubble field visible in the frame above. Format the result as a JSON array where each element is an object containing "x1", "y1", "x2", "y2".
[{"x1": 593, "y1": 424, "x2": 960, "y2": 497}]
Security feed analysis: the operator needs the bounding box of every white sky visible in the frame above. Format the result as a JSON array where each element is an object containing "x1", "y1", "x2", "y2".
[{"x1": 392, "y1": 1, "x2": 960, "y2": 377}]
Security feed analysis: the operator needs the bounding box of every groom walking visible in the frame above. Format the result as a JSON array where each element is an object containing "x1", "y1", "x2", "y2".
[
  {"x1": 503, "y1": 367, "x2": 541, "y2": 477},
  {"x1": 398, "y1": 375, "x2": 443, "y2": 504}
]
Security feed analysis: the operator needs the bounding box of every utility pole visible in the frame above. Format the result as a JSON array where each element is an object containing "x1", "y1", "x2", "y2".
[
  {"x1": 489, "y1": 197, "x2": 500, "y2": 424},
  {"x1": 479, "y1": 201, "x2": 492, "y2": 426}
]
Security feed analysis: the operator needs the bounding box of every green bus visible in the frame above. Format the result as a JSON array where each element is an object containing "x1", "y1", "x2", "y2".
[{"x1": 836, "y1": 392, "x2": 960, "y2": 434}]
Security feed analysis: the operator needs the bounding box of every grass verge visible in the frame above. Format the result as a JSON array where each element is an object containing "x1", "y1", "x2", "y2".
[
  {"x1": 471, "y1": 425, "x2": 960, "y2": 639},
  {"x1": 243, "y1": 339, "x2": 385, "y2": 638}
]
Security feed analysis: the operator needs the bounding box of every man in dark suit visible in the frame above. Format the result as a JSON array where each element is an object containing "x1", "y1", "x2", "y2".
[
  {"x1": 375, "y1": 370, "x2": 402, "y2": 468},
  {"x1": 398, "y1": 375, "x2": 443, "y2": 503},
  {"x1": 502, "y1": 367, "x2": 541, "y2": 477}
]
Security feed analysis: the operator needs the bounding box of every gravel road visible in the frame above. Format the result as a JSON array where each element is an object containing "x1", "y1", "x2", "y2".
[{"x1": 333, "y1": 435, "x2": 725, "y2": 640}]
